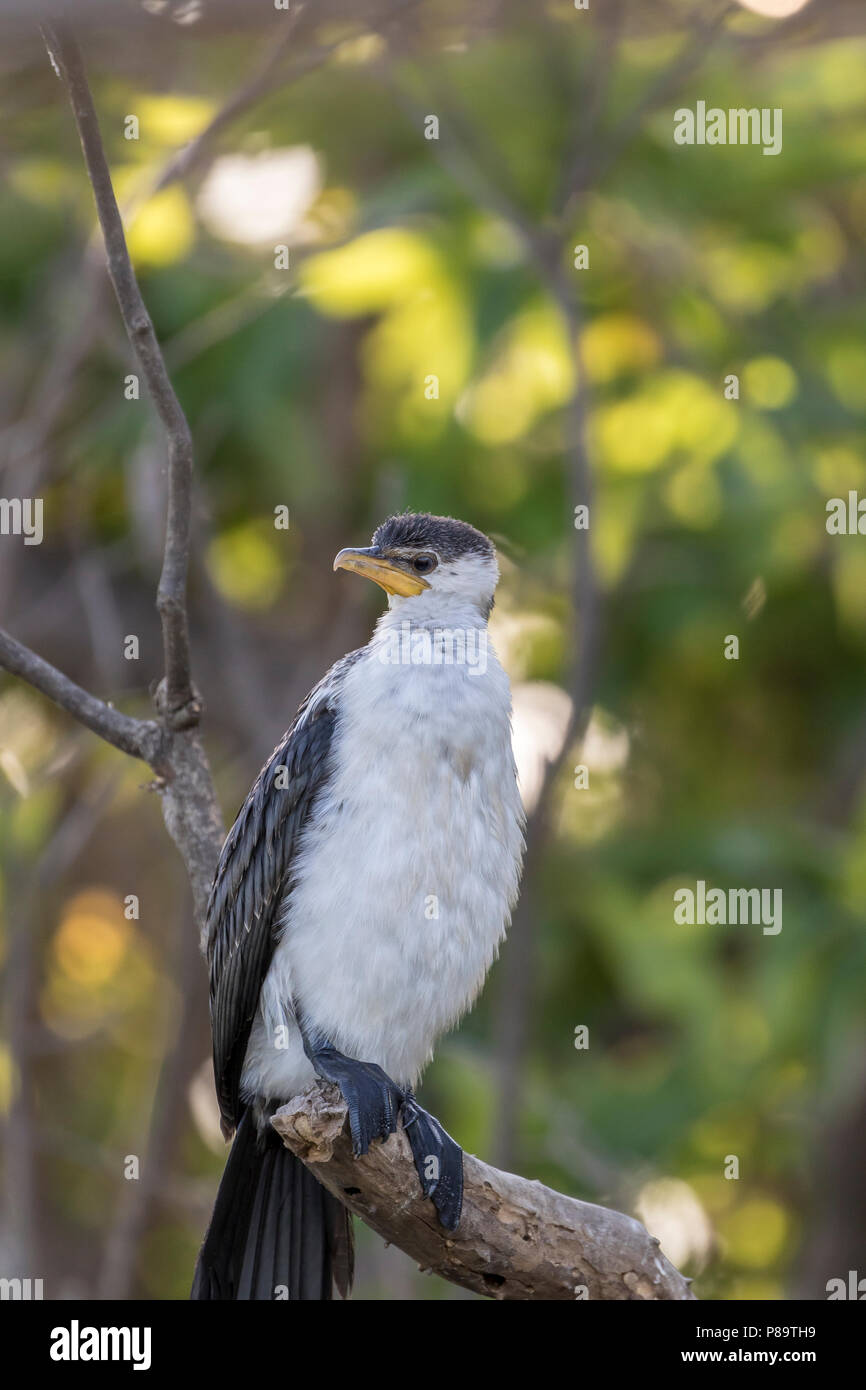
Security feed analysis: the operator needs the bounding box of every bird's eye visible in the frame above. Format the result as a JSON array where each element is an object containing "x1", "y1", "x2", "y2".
[{"x1": 412, "y1": 554, "x2": 437, "y2": 575}]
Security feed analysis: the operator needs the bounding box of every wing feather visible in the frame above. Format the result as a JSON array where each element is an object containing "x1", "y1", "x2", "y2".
[{"x1": 206, "y1": 653, "x2": 360, "y2": 1133}]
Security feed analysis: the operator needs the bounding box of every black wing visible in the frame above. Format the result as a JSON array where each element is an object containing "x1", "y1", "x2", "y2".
[{"x1": 206, "y1": 655, "x2": 358, "y2": 1135}]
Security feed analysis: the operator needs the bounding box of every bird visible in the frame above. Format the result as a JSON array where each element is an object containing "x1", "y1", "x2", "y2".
[{"x1": 191, "y1": 512, "x2": 525, "y2": 1300}]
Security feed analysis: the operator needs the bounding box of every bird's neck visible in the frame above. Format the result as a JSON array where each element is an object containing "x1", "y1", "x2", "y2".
[{"x1": 376, "y1": 593, "x2": 489, "y2": 633}]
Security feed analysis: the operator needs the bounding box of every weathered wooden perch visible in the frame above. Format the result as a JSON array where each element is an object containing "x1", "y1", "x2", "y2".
[{"x1": 271, "y1": 1083, "x2": 696, "y2": 1301}]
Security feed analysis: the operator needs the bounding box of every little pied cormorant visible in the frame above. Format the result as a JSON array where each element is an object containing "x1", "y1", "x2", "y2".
[{"x1": 192, "y1": 513, "x2": 525, "y2": 1300}]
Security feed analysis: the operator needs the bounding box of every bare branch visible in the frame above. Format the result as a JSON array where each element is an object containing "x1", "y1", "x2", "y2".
[
  {"x1": 152, "y1": 0, "x2": 425, "y2": 194},
  {"x1": 0, "y1": 625, "x2": 162, "y2": 765},
  {"x1": 149, "y1": 7, "x2": 307, "y2": 194},
  {"x1": 44, "y1": 22, "x2": 197, "y2": 721},
  {"x1": 272, "y1": 1083, "x2": 696, "y2": 1301},
  {"x1": 561, "y1": 0, "x2": 737, "y2": 213}
]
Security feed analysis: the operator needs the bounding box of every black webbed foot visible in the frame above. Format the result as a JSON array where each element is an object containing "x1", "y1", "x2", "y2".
[
  {"x1": 401, "y1": 1092, "x2": 464, "y2": 1230},
  {"x1": 310, "y1": 1046, "x2": 404, "y2": 1157}
]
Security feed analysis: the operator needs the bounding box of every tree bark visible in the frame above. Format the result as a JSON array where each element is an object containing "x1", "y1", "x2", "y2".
[{"x1": 272, "y1": 1082, "x2": 696, "y2": 1302}]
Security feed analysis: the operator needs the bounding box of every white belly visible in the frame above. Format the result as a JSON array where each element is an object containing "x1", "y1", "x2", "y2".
[{"x1": 242, "y1": 633, "x2": 524, "y2": 1101}]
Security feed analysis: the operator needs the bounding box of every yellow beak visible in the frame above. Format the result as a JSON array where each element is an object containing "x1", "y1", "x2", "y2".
[{"x1": 332, "y1": 546, "x2": 430, "y2": 597}]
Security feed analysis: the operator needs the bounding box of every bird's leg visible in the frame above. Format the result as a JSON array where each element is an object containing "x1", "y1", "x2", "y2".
[
  {"x1": 400, "y1": 1088, "x2": 464, "y2": 1231},
  {"x1": 300, "y1": 1024, "x2": 404, "y2": 1158},
  {"x1": 298, "y1": 1022, "x2": 464, "y2": 1229}
]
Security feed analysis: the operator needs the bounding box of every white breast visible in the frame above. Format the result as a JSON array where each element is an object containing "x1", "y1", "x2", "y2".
[{"x1": 243, "y1": 616, "x2": 525, "y2": 1101}]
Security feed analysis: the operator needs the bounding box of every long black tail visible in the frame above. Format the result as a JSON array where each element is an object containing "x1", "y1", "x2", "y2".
[{"x1": 191, "y1": 1109, "x2": 353, "y2": 1300}]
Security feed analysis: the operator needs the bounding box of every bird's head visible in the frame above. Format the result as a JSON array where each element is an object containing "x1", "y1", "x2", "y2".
[{"x1": 333, "y1": 512, "x2": 498, "y2": 619}]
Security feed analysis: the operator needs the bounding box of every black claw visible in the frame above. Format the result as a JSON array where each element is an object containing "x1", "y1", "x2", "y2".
[
  {"x1": 401, "y1": 1095, "x2": 464, "y2": 1230},
  {"x1": 311, "y1": 1048, "x2": 404, "y2": 1156},
  {"x1": 305, "y1": 1040, "x2": 464, "y2": 1228}
]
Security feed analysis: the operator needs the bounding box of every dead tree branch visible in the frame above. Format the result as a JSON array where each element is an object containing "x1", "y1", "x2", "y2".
[
  {"x1": 272, "y1": 1082, "x2": 696, "y2": 1301},
  {"x1": 45, "y1": 22, "x2": 197, "y2": 720}
]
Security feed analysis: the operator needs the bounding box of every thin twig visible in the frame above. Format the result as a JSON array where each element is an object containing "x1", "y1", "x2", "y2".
[{"x1": 150, "y1": 5, "x2": 307, "y2": 193}]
